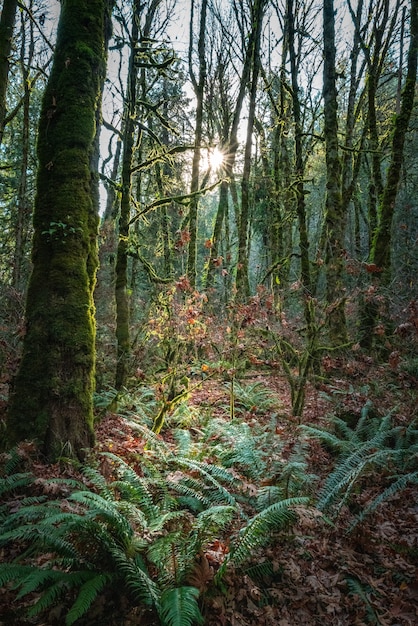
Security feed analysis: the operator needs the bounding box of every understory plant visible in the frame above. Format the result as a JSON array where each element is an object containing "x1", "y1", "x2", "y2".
[
  {"x1": 0, "y1": 413, "x2": 309, "y2": 625},
  {"x1": 302, "y1": 403, "x2": 418, "y2": 528}
]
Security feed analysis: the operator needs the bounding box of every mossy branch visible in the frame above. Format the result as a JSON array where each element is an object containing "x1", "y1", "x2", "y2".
[{"x1": 128, "y1": 179, "x2": 224, "y2": 226}]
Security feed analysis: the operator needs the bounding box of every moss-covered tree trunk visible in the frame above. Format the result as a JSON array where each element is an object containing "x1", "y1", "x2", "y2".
[
  {"x1": 187, "y1": 0, "x2": 207, "y2": 289},
  {"x1": 236, "y1": 0, "x2": 266, "y2": 300},
  {"x1": 322, "y1": 0, "x2": 348, "y2": 346},
  {"x1": 371, "y1": 0, "x2": 418, "y2": 277},
  {"x1": 287, "y1": 0, "x2": 312, "y2": 330},
  {"x1": 0, "y1": 0, "x2": 18, "y2": 145},
  {"x1": 7, "y1": 0, "x2": 111, "y2": 460},
  {"x1": 359, "y1": 0, "x2": 418, "y2": 347}
]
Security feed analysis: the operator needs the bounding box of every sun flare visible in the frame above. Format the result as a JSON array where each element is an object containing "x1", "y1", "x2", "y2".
[{"x1": 208, "y1": 147, "x2": 224, "y2": 170}]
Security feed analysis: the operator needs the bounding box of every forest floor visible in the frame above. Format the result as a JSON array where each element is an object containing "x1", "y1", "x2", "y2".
[{"x1": 0, "y1": 354, "x2": 417, "y2": 626}]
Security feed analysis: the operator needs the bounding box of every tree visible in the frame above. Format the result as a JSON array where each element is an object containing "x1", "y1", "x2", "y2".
[
  {"x1": 7, "y1": 0, "x2": 114, "y2": 460},
  {"x1": 0, "y1": 0, "x2": 18, "y2": 145},
  {"x1": 236, "y1": 0, "x2": 267, "y2": 300},
  {"x1": 371, "y1": 0, "x2": 417, "y2": 278},
  {"x1": 322, "y1": 0, "x2": 348, "y2": 345},
  {"x1": 114, "y1": 0, "x2": 142, "y2": 391},
  {"x1": 187, "y1": 0, "x2": 208, "y2": 289},
  {"x1": 359, "y1": 0, "x2": 418, "y2": 347}
]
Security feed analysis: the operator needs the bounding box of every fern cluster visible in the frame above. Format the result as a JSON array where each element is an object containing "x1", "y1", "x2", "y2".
[
  {"x1": 0, "y1": 387, "x2": 318, "y2": 626},
  {"x1": 302, "y1": 404, "x2": 418, "y2": 528}
]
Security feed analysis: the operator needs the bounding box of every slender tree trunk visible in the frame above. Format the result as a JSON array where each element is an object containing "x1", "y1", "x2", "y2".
[
  {"x1": 206, "y1": 4, "x2": 264, "y2": 299},
  {"x1": 287, "y1": 0, "x2": 313, "y2": 332},
  {"x1": 12, "y1": 7, "x2": 34, "y2": 289},
  {"x1": 359, "y1": 0, "x2": 417, "y2": 347},
  {"x1": 7, "y1": 0, "x2": 112, "y2": 460},
  {"x1": 115, "y1": 0, "x2": 140, "y2": 390},
  {"x1": 0, "y1": 0, "x2": 18, "y2": 145},
  {"x1": 371, "y1": 0, "x2": 418, "y2": 277},
  {"x1": 322, "y1": 0, "x2": 348, "y2": 345},
  {"x1": 187, "y1": 0, "x2": 208, "y2": 288},
  {"x1": 236, "y1": 0, "x2": 266, "y2": 300}
]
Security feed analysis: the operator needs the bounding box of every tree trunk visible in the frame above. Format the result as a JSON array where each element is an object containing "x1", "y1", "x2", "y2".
[
  {"x1": 7, "y1": 0, "x2": 112, "y2": 461},
  {"x1": 114, "y1": 0, "x2": 141, "y2": 390},
  {"x1": 287, "y1": 0, "x2": 312, "y2": 329},
  {"x1": 0, "y1": 0, "x2": 18, "y2": 145},
  {"x1": 322, "y1": 0, "x2": 348, "y2": 345},
  {"x1": 187, "y1": 0, "x2": 208, "y2": 289},
  {"x1": 236, "y1": 0, "x2": 266, "y2": 300},
  {"x1": 12, "y1": 7, "x2": 34, "y2": 290},
  {"x1": 359, "y1": 0, "x2": 417, "y2": 347},
  {"x1": 371, "y1": 0, "x2": 418, "y2": 277}
]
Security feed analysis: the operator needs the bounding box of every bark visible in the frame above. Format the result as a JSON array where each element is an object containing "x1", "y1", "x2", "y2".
[
  {"x1": 205, "y1": 2, "x2": 264, "y2": 297},
  {"x1": 371, "y1": 0, "x2": 418, "y2": 276},
  {"x1": 7, "y1": 0, "x2": 112, "y2": 460},
  {"x1": 359, "y1": 0, "x2": 417, "y2": 348},
  {"x1": 12, "y1": 7, "x2": 34, "y2": 289},
  {"x1": 187, "y1": 0, "x2": 208, "y2": 289},
  {"x1": 236, "y1": 0, "x2": 266, "y2": 300},
  {"x1": 115, "y1": 0, "x2": 141, "y2": 390},
  {"x1": 287, "y1": 0, "x2": 312, "y2": 329},
  {"x1": 0, "y1": 0, "x2": 18, "y2": 145},
  {"x1": 322, "y1": 0, "x2": 348, "y2": 345}
]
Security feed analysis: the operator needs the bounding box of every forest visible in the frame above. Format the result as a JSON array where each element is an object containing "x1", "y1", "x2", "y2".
[{"x1": 0, "y1": 0, "x2": 417, "y2": 624}]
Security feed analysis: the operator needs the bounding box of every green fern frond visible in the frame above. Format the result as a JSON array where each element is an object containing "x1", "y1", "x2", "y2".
[
  {"x1": 225, "y1": 381, "x2": 278, "y2": 414},
  {"x1": 208, "y1": 420, "x2": 267, "y2": 479},
  {"x1": 147, "y1": 530, "x2": 194, "y2": 586},
  {"x1": 25, "y1": 570, "x2": 97, "y2": 620},
  {"x1": 346, "y1": 576, "x2": 380, "y2": 625},
  {"x1": 318, "y1": 424, "x2": 410, "y2": 515},
  {"x1": 69, "y1": 491, "x2": 134, "y2": 544},
  {"x1": 317, "y1": 444, "x2": 378, "y2": 513},
  {"x1": 194, "y1": 505, "x2": 236, "y2": 536},
  {"x1": 0, "y1": 472, "x2": 34, "y2": 497},
  {"x1": 65, "y1": 573, "x2": 113, "y2": 626},
  {"x1": 256, "y1": 486, "x2": 285, "y2": 510},
  {"x1": 244, "y1": 560, "x2": 277, "y2": 583},
  {"x1": 168, "y1": 475, "x2": 213, "y2": 510},
  {"x1": 175, "y1": 459, "x2": 237, "y2": 506},
  {"x1": 0, "y1": 563, "x2": 35, "y2": 587},
  {"x1": 159, "y1": 586, "x2": 204, "y2": 626},
  {"x1": 350, "y1": 471, "x2": 418, "y2": 530},
  {"x1": 174, "y1": 429, "x2": 193, "y2": 456},
  {"x1": 300, "y1": 424, "x2": 349, "y2": 453},
  {"x1": 108, "y1": 546, "x2": 160, "y2": 608},
  {"x1": 2, "y1": 448, "x2": 26, "y2": 476},
  {"x1": 227, "y1": 497, "x2": 308, "y2": 568},
  {"x1": 82, "y1": 466, "x2": 115, "y2": 499},
  {"x1": 125, "y1": 417, "x2": 171, "y2": 456},
  {"x1": 100, "y1": 453, "x2": 161, "y2": 520}
]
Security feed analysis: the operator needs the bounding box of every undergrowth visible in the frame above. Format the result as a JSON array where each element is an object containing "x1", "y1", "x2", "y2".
[
  {"x1": 0, "y1": 389, "x2": 309, "y2": 626},
  {"x1": 1, "y1": 376, "x2": 417, "y2": 625}
]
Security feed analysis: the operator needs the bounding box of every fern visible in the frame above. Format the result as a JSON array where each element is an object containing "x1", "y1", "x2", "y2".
[
  {"x1": 0, "y1": 564, "x2": 102, "y2": 624},
  {"x1": 65, "y1": 573, "x2": 113, "y2": 626},
  {"x1": 244, "y1": 560, "x2": 278, "y2": 583},
  {"x1": 107, "y1": 546, "x2": 160, "y2": 607},
  {"x1": 309, "y1": 406, "x2": 417, "y2": 525},
  {"x1": 224, "y1": 497, "x2": 308, "y2": 570},
  {"x1": 224, "y1": 380, "x2": 279, "y2": 414},
  {"x1": 217, "y1": 421, "x2": 267, "y2": 480},
  {"x1": 159, "y1": 586, "x2": 204, "y2": 626},
  {"x1": 172, "y1": 458, "x2": 238, "y2": 507},
  {"x1": 346, "y1": 576, "x2": 380, "y2": 625},
  {"x1": 1, "y1": 447, "x2": 27, "y2": 476},
  {"x1": 0, "y1": 471, "x2": 33, "y2": 497},
  {"x1": 350, "y1": 470, "x2": 418, "y2": 530}
]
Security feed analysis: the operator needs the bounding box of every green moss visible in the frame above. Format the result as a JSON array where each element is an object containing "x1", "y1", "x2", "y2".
[{"x1": 7, "y1": 0, "x2": 108, "y2": 460}]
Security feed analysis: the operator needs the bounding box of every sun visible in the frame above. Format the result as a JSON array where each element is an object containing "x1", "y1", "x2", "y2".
[{"x1": 208, "y1": 147, "x2": 224, "y2": 170}]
